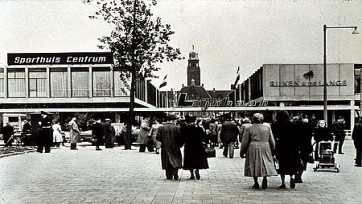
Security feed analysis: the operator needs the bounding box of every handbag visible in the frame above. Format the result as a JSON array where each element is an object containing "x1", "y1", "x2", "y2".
[
  {"x1": 205, "y1": 146, "x2": 216, "y2": 158},
  {"x1": 273, "y1": 156, "x2": 279, "y2": 172}
]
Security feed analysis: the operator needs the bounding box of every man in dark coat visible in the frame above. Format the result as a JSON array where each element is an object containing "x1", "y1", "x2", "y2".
[
  {"x1": 3, "y1": 123, "x2": 14, "y2": 147},
  {"x1": 92, "y1": 117, "x2": 104, "y2": 151},
  {"x1": 220, "y1": 117, "x2": 239, "y2": 158},
  {"x1": 156, "y1": 114, "x2": 182, "y2": 180},
  {"x1": 294, "y1": 117, "x2": 314, "y2": 183},
  {"x1": 271, "y1": 111, "x2": 302, "y2": 189},
  {"x1": 352, "y1": 119, "x2": 362, "y2": 167},
  {"x1": 37, "y1": 111, "x2": 53, "y2": 153},
  {"x1": 103, "y1": 118, "x2": 115, "y2": 148},
  {"x1": 22, "y1": 119, "x2": 32, "y2": 146},
  {"x1": 330, "y1": 116, "x2": 346, "y2": 154}
]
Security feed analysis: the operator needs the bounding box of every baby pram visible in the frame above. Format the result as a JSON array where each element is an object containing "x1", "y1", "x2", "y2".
[{"x1": 313, "y1": 141, "x2": 340, "y2": 173}]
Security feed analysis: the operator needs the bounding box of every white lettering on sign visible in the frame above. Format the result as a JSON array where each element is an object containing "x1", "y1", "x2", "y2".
[
  {"x1": 14, "y1": 57, "x2": 61, "y2": 64},
  {"x1": 66, "y1": 56, "x2": 107, "y2": 63}
]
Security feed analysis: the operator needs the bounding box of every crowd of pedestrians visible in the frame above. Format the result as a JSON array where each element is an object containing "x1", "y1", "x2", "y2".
[
  {"x1": 150, "y1": 111, "x2": 362, "y2": 190},
  {"x1": 2, "y1": 110, "x2": 362, "y2": 189}
]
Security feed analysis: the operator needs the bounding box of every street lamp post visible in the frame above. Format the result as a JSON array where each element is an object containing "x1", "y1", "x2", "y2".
[{"x1": 323, "y1": 25, "x2": 359, "y2": 122}]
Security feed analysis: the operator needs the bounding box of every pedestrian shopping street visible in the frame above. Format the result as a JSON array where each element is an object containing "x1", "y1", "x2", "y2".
[{"x1": 1, "y1": 139, "x2": 361, "y2": 204}]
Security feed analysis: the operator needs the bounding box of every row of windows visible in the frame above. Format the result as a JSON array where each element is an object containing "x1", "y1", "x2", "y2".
[{"x1": 0, "y1": 68, "x2": 129, "y2": 98}]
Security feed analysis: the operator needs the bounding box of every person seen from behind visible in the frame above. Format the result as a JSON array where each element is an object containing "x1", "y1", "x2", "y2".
[
  {"x1": 239, "y1": 117, "x2": 252, "y2": 158},
  {"x1": 208, "y1": 118, "x2": 218, "y2": 147},
  {"x1": 294, "y1": 117, "x2": 314, "y2": 183},
  {"x1": 37, "y1": 111, "x2": 53, "y2": 153},
  {"x1": 68, "y1": 116, "x2": 80, "y2": 150},
  {"x1": 3, "y1": 123, "x2": 14, "y2": 147},
  {"x1": 240, "y1": 113, "x2": 277, "y2": 190},
  {"x1": 52, "y1": 120, "x2": 63, "y2": 148},
  {"x1": 330, "y1": 116, "x2": 346, "y2": 154},
  {"x1": 93, "y1": 117, "x2": 104, "y2": 151},
  {"x1": 104, "y1": 118, "x2": 115, "y2": 148},
  {"x1": 180, "y1": 114, "x2": 209, "y2": 180},
  {"x1": 271, "y1": 111, "x2": 302, "y2": 189},
  {"x1": 149, "y1": 118, "x2": 163, "y2": 154},
  {"x1": 352, "y1": 118, "x2": 362, "y2": 167},
  {"x1": 156, "y1": 114, "x2": 183, "y2": 180},
  {"x1": 220, "y1": 116, "x2": 239, "y2": 159},
  {"x1": 137, "y1": 117, "x2": 151, "y2": 152}
]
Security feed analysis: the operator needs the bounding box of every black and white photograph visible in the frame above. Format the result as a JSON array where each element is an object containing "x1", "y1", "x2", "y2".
[{"x1": 1, "y1": 0, "x2": 362, "y2": 203}]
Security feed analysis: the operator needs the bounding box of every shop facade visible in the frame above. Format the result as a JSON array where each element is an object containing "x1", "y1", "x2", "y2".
[
  {"x1": 237, "y1": 63, "x2": 362, "y2": 130},
  {"x1": 0, "y1": 52, "x2": 170, "y2": 138}
]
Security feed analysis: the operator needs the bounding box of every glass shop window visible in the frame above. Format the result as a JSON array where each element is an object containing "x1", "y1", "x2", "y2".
[
  {"x1": 8, "y1": 70, "x2": 26, "y2": 98},
  {"x1": 93, "y1": 71, "x2": 111, "y2": 97},
  {"x1": 50, "y1": 69, "x2": 68, "y2": 97},
  {"x1": 114, "y1": 70, "x2": 130, "y2": 96},
  {"x1": 0, "y1": 69, "x2": 4, "y2": 97},
  {"x1": 71, "y1": 70, "x2": 89, "y2": 97},
  {"x1": 29, "y1": 70, "x2": 47, "y2": 97}
]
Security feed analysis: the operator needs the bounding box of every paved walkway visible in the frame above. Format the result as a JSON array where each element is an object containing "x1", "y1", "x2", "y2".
[{"x1": 1, "y1": 139, "x2": 361, "y2": 204}]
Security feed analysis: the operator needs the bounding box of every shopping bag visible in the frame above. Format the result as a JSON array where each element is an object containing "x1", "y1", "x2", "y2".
[{"x1": 205, "y1": 146, "x2": 216, "y2": 158}]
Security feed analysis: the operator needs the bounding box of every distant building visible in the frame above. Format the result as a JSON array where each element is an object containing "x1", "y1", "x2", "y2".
[
  {"x1": 176, "y1": 47, "x2": 233, "y2": 117},
  {"x1": 0, "y1": 52, "x2": 170, "y2": 143},
  {"x1": 238, "y1": 63, "x2": 362, "y2": 129}
]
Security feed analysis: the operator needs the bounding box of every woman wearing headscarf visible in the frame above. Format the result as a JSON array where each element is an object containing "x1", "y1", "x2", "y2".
[
  {"x1": 271, "y1": 111, "x2": 302, "y2": 189},
  {"x1": 149, "y1": 118, "x2": 163, "y2": 154},
  {"x1": 180, "y1": 114, "x2": 209, "y2": 180},
  {"x1": 52, "y1": 120, "x2": 63, "y2": 148},
  {"x1": 313, "y1": 120, "x2": 333, "y2": 161},
  {"x1": 240, "y1": 113, "x2": 277, "y2": 189}
]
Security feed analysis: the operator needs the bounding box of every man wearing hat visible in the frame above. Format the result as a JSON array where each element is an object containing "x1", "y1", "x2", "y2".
[
  {"x1": 330, "y1": 116, "x2": 346, "y2": 154},
  {"x1": 37, "y1": 111, "x2": 53, "y2": 153},
  {"x1": 156, "y1": 114, "x2": 183, "y2": 180},
  {"x1": 92, "y1": 116, "x2": 104, "y2": 151},
  {"x1": 68, "y1": 116, "x2": 80, "y2": 150},
  {"x1": 220, "y1": 116, "x2": 239, "y2": 159},
  {"x1": 104, "y1": 118, "x2": 115, "y2": 148}
]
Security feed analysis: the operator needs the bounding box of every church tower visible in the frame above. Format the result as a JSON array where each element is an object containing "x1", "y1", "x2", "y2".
[{"x1": 187, "y1": 46, "x2": 200, "y2": 86}]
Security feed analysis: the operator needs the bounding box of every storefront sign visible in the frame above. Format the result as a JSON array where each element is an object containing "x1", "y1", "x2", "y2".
[
  {"x1": 177, "y1": 93, "x2": 269, "y2": 108},
  {"x1": 7, "y1": 52, "x2": 114, "y2": 65},
  {"x1": 270, "y1": 80, "x2": 347, "y2": 87}
]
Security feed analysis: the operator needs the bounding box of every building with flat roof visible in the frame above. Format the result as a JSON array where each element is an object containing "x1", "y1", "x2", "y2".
[
  {"x1": 236, "y1": 63, "x2": 362, "y2": 129},
  {"x1": 0, "y1": 52, "x2": 170, "y2": 140}
]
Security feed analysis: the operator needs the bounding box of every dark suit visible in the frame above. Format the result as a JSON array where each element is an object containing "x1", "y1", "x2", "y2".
[
  {"x1": 352, "y1": 123, "x2": 362, "y2": 166},
  {"x1": 92, "y1": 122, "x2": 104, "y2": 149},
  {"x1": 3, "y1": 124, "x2": 14, "y2": 147},
  {"x1": 220, "y1": 121, "x2": 239, "y2": 158},
  {"x1": 37, "y1": 117, "x2": 53, "y2": 153}
]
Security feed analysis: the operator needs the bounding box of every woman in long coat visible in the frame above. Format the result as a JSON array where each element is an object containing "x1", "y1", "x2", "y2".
[
  {"x1": 137, "y1": 118, "x2": 151, "y2": 152},
  {"x1": 271, "y1": 111, "x2": 302, "y2": 189},
  {"x1": 180, "y1": 115, "x2": 209, "y2": 180},
  {"x1": 294, "y1": 117, "x2": 314, "y2": 183},
  {"x1": 52, "y1": 120, "x2": 63, "y2": 148},
  {"x1": 240, "y1": 113, "x2": 277, "y2": 189},
  {"x1": 149, "y1": 119, "x2": 163, "y2": 154},
  {"x1": 68, "y1": 117, "x2": 80, "y2": 150}
]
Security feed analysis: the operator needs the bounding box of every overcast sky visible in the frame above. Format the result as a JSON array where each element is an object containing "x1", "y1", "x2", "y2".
[{"x1": 1, "y1": 0, "x2": 362, "y2": 90}]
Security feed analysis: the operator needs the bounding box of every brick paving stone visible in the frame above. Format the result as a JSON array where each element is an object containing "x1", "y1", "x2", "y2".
[{"x1": 1, "y1": 140, "x2": 362, "y2": 203}]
